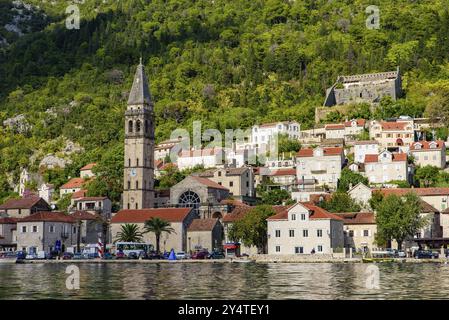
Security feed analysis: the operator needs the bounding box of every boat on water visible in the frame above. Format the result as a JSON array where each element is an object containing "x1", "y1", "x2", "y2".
[
  {"x1": 362, "y1": 250, "x2": 397, "y2": 263},
  {"x1": 362, "y1": 257, "x2": 395, "y2": 263},
  {"x1": 231, "y1": 259, "x2": 253, "y2": 264}
]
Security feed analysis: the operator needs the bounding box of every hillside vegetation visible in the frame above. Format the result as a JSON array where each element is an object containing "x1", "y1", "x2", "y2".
[{"x1": 1, "y1": 0, "x2": 449, "y2": 203}]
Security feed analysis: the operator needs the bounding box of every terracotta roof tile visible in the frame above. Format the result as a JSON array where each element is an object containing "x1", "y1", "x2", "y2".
[
  {"x1": 410, "y1": 140, "x2": 445, "y2": 151},
  {"x1": 0, "y1": 197, "x2": 46, "y2": 210},
  {"x1": 267, "y1": 202, "x2": 344, "y2": 221},
  {"x1": 377, "y1": 188, "x2": 449, "y2": 197},
  {"x1": 71, "y1": 190, "x2": 87, "y2": 199},
  {"x1": 190, "y1": 176, "x2": 229, "y2": 191},
  {"x1": 344, "y1": 119, "x2": 366, "y2": 127},
  {"x1": 80, "y1": 163, "x2": 97, "y2": 171},
  {"x1": 336, "y1": 212, "x2": 375, "y2": 224},
  {"x1": 0, "y1": 217, "x2": 19, "y2": 224},
  {"x1": 20, "y1": 212, "x2": 76, "y2": 223},
  {"x1": 269, "y1": 168, "x2": 297, "y2": 176},
  {"x1": 380, "y1": 122, "x2": 408, "y2": 130},
  {"x1": 60, "y1": 178, "x2": 86, "y2": 190},
  {"x1": 111, "y1": 208, "x2": 192, "y2": 223},
  {"x1": 325, "y1": 124, "x2": 345, "y2": 130},
  {"x1": 71, "y1": 211, "x2": 98, "y2": 221},
  {"x1": 297, "y1": 147, "x2": 343, "y2": 157},
  {"x1": 187, "y1": 218, "x2": 219, "y2": 231}
]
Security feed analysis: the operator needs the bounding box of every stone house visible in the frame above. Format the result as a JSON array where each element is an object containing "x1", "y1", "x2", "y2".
[
  {"x1": 363, "y1": 150, "x2": 409, "y2": 184},
  {"x1": 296, "y1": 147, "x2": 345, "y2": 189},
  {"x1": 354, "y1": 140, "x2": 379, "y2": 163},
  {"x1": 170, "y1": 175, "x2": 230, "y2": 219},
  {"x1": 348, "y1": 183, "x2": 373, "y2": 209},
  {"x1": 369, "y1": 120, "x2": 414, "y2": 152},
  {"x1": 59, "y1": 177, "x2": 87, "y2": 197},
  {"x1": 410, "y1": 140, "x2": 446, "y2": 169},
  {"x1": 79, "y1": 163, "x2": 97, "y2": 178},
  {"x1": 69, "y1": 196, "x2": 112, "y2": 219},
  {"x1": 110, "y1": 208, "x2": 197, "y2": 252},
  {"x1": 0, "y1": 197, "x2": 51, "y2": 218},
  {"x1": 186, "y1": 218, "x2": 223, "y2": 252},
  {"x1": 325, "y1": 119, "x2": 366, "y2": 140},
  {"x1": 16, "y1": 212, "x2": 77, "y2": 254},
  {"x1": 0, "y1": 217, "x2": 18, "y2": 251},
  {"x1": 267, "y1": 202, "x2": 344, "y2": 255},
  {"x1": 337, "y1": 212, "x2": 377, "y2": 253},
  {"x1": 195, "y1": 167, "x2": 255, "y2": 198},
  {"x1": 267, "y1": 168, "x2": 297, "y2": 191},
  {"x1": 70, "y1": 211, "x2": 104, "y2": 246}
]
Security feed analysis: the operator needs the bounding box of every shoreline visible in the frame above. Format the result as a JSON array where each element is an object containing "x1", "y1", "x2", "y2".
[{"x1": 1, "y1": 258, "x2": 449, "y2": 264}]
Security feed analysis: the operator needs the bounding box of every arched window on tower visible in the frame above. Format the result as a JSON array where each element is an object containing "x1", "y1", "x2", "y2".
[
  {"x1": 136, "y1": 180, "x2": 139, "y2": 189},
  {"x1": 145, "y1": 120, "x2": 149, "y2": 133},
  {"x1": 128, "y1": 159, "x2": 131, "y2": 167},
  {"x1": 137, "y1": 158, "x2": 139, "y2": 167},
  {"x1": 135, "y1": 203, "x2": 138, "y2": 209},
  {"x1": 136, "y1": 120, "x2": 141, "y2": 133},
  {"x1": 128, "y1": 120, "x2": 133, "y2": 133},
  {"x1": 127, "y1": 181, "x2": 130, "y2": 190}
]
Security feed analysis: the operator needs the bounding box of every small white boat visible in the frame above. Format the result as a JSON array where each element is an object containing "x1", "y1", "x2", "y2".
[{"x1": 232, "y1": 259, "x2": 253, "y2": 263}]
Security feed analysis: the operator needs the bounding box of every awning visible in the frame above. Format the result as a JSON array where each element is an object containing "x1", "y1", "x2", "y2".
[{"x1": 223, "y1": 243, "x2": 240, "y2": 249}]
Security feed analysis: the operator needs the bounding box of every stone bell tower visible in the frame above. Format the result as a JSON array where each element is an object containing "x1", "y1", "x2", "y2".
[{"x1": 123, "y1": 59, "x2": 155, "y2": 209}]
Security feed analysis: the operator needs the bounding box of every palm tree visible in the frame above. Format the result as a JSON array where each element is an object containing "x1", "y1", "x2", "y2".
[
  {"x1": 114, "y1": 224, "x2": 144, "y2": 243},
  {"x1": 143, "y1": 217, "x2": 175, "y2": 254}
]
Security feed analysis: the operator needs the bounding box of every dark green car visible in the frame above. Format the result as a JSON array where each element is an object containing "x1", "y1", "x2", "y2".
[{"x1": 208, "y1": 251, "x2": 225, "y2": 259}]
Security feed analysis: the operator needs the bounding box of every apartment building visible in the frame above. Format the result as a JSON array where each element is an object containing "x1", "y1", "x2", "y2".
[
  {"x1": 410, "y1": 140, "x2": 446, "y2": 169},
  {"x1": 369, "y1": 120, "x2": 414, "y2": 151},
  {"x1": 363, "y1": 150, "x2": 408, "y2": 184},
  {"x1": 354, "y1": 140, "x2": 379, "y2": 163},
  {"x1": 196, "y1": 167, "x2": 255, "y2": 198}
]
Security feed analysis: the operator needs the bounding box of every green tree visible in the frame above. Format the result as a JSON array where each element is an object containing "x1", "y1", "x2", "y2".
[
  {"x1": 337, "y1": 168, "x2": 369, "y2": 192},
  {"x1": 143, "y1": 217, "x2": 175, "y2": 254},
  {"x1": 318, "y1": 192, "x2": 361, "y2": 213},
  {"x1": 278, "y1": 134, "x2": 301, "y2": 154},
  {"x1": 259, "y1": 188, "x2": 293, "y2": 205},
  {"x1": 56, "y1": 193, "x2": 72, "y2": 211},
  {"x1": 415, "y1": 165, "x2": 440, "y2": 187},
  {"x1": 114, "y1": 224, "x2": 144, "y2": 243},
  {"x1": 228, "y1": 205, "x2": 276, "y2": 254},
  {"x1": 375, "y1": 193, "x2": 428, "y2": 249}
]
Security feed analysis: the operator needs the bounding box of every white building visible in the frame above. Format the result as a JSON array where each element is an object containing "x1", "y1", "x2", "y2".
[
  {"x1": 296, "y1": 147, "x2": 345, "y2": 189},
  {"x1": 354, "y1": 140, "x2": 380, "y2": 163},
  {"x1": 369, "y1": 119, "x2": 414, "y2": 152},
  {"x1": 38, "y1": 183, "x2": 55, "y2": 204},
  {"x1": 79, "y1": 163, "x2": 97, "y2": 178},
  {"x1": 363, "y1": 150, "x2": 408, "y2": 184},
  {"x1": 251, "y1": 121, "x2": 300, "y2": 147},
  {"x1": 325, "y1": 119, "x2": 366, "y2": 140},
  {"x1": 176, "y1": 148, "x2": 225, "y2": 170},
  {"x1": 410, "y1": 140, "x2": 446, "y2": 169},
  {"x1": 267, "y1": 202, "x2": 344, "y2": 255}
]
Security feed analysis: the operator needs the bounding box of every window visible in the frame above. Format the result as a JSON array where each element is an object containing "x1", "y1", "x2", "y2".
[
  {"x1": 73, "y1": 227, "x2": 77, "y2": 234},
  {"x1": 301, "y1": 214, "x2": 306, "y2": 221},
  {"x1": 21, "y1": 226, "x2": 27, "y2": 233},
  {"x1": 128, "y1": 120, "x2": 133, "y2": 133},
  {"x1": 295, "y1": 247, "x2": 303, "y2": 254},
  {"x1": 291, "y1": 214, "x2": 296, "y2": 221},
  {"x1": 275, "y1": 230, "x2": 281, "y2": 237},
  {"x1": 349, "y1": 230, "x2": 354, "y2": 237},
  {"x1": 49, "y1": 225, "x2": 55, "y2": 233},
  {"x1": 317, "y1": 229, "x2": 323, "y2": 237},
  {"x1": 275, "y1": 246, "x2": 280, "y2": 252},
  {"x1": 127, "y1": 181, "x2": 131, "y2": 190},
  {"x1": 317, "y1": 245, "x2": 323, "y2": 252},
  {"x1": 218, "y1": 171, "x2": 222, "y2": 176},
  {"x1": 303, "y1": 229, "x2": 308, "y2": 237},
  {"x1": 289, "y1": 230, "x2": 295, "y2": 237},
  {"x1": 136, "y1": 120, "x2": 141, "y2": 132},
  {"x1": 363, "y1": 230, "x2": 370, "y2": 237},
  {"x1": 32, "y1": 226, "x2": 38, "y2": 233},
  {"x1": 135, "y1": 181, "x2": 139, "y2": 189},
  {"x1": 229, "y1": 181, "x2": 233, "y2": 187},
  {"x1": 136, "y1": 158, "x2": 139, "y2": 166}
]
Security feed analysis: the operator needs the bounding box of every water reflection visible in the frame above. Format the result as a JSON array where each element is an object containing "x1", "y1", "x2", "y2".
[{"x1": 1, "y1": 263, "x2": 449, "y2": 299}]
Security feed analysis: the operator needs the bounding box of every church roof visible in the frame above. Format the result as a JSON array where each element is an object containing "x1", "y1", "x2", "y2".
[{"x1": 127, "y1": 60, "x2": 152, "y2": 106}]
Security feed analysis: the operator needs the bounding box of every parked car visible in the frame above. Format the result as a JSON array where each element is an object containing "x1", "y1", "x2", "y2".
[
  {"x1": 208, "y1": 251, "x2": 225, "y2": 259},
  {"x1": 16, "y1": 251, "x2": 26, "y2": 261},
  {"x1": 414, "y1": 250, "x2": 438, "y2": 259},
  {"x1": 62, "y1": 252, "x2": 74, "y2": 260},
  {"x1": 175, "y1": 252, "x2": 187, "y2": 259},
  {"x1": 103, "y1": 253, "x2": 114, "y2": 260},
  {"x1": 192, "y1": 250, "x2": 209, "y2": 260},
  {"x1": 25, "y1": 253, "x2": 38, "y2": 260},
  {"x1": 397, "y1": 251, "x2": 406, "y2": 258},
  {"x1": 128, "y1": 252, "x2": 139, "y2": 259},
  {"x1": 73, "y1": 253, "x2": 83, "y2": 260},
  {"x1": 147, "y1": 252, "x2": 164, "y2": 260},
  {"x1": 0, "y1": 251, "x2": 17, "y2": 259}
]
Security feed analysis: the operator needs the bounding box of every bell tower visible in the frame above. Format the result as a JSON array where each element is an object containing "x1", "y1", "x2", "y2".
[{"x1": 123, "y1": 59, "x2": 155, "y2": 209}]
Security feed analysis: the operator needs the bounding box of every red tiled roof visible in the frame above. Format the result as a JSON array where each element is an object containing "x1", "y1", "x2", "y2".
[
  {"x1": 336, "y1": 212, "x2": 375, "y2": 224},
  {"x1": 71, "y1": 189, "x2": 87, "y2": 199},
  {"x1": 20, "y1": 212, "x2": 76, "y2": 223},
  {"x1": 0, "y1": 217, "x2": 19, "y2": 224},
  {"x1": 377, "y1": 188, "x2": 449, "y2": 197},
  {"x1": 354, "y1": 140, "x2": 379, "y2": 145},
  {"x1": 80, "y1": 163, "x2": 97, "y2": 171},
  {"x1": 60, "y1": 178, "x2": 86, "y2": 190},
  {"x1": 223, "y1": 205, "x2": 287, "y2": 223},
  {"x1": 380, "y1": 122, "x2": 408, "y2": 130},
  {"x1": 267, "y1": 202, "x2": 344, "y2": 221},
  {"x1": 344, "y1": 119, "x2": 366, "y2": 127},
  {"x1": 190, "y1": 176, "x2": 229, "y2": 191},
  {"x1": 270, "y1": 168, "x2": 296, "y2": 176},
  {"x1": 155, "y1": 159, "x2": 163, "y2": 169},
  {"x1": 419, "y1": 200, "x2": 439, "y2": 213},
  {"x1": 70, "y1": 211, "x2": 98, "y2": 220},
  {"x1": 410, "y1": 140, "x2": 445, "y2": 151},
  {"x1": 297, "y1": 147, "x2": 343, "y2": 157},
  {"x1": 364, "y1": 153, "x2": 407, "y2": 163},
  {"x1": 111, "y1": 208, "x2": 193, "y2": 223},
  {"x1": 74, "y1": 197, "x2": 108, "y2": 201},
  {"x1": 325, "y1": 124, "x2": 345, "y2": 130},
  {"x1": 187, "y1": 218, "x2": 219, "y2": 231},
  {"x1": 0, "y1": 197, "x2": 45, "y2": 210},
  {"x1": 220, "y1": 199, "x2": 249, "y2": 207}
]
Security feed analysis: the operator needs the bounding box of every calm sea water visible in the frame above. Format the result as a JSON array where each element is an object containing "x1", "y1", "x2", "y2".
[{"x1": 1, "y1": 262, "x2": 449, "y2": 299}]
